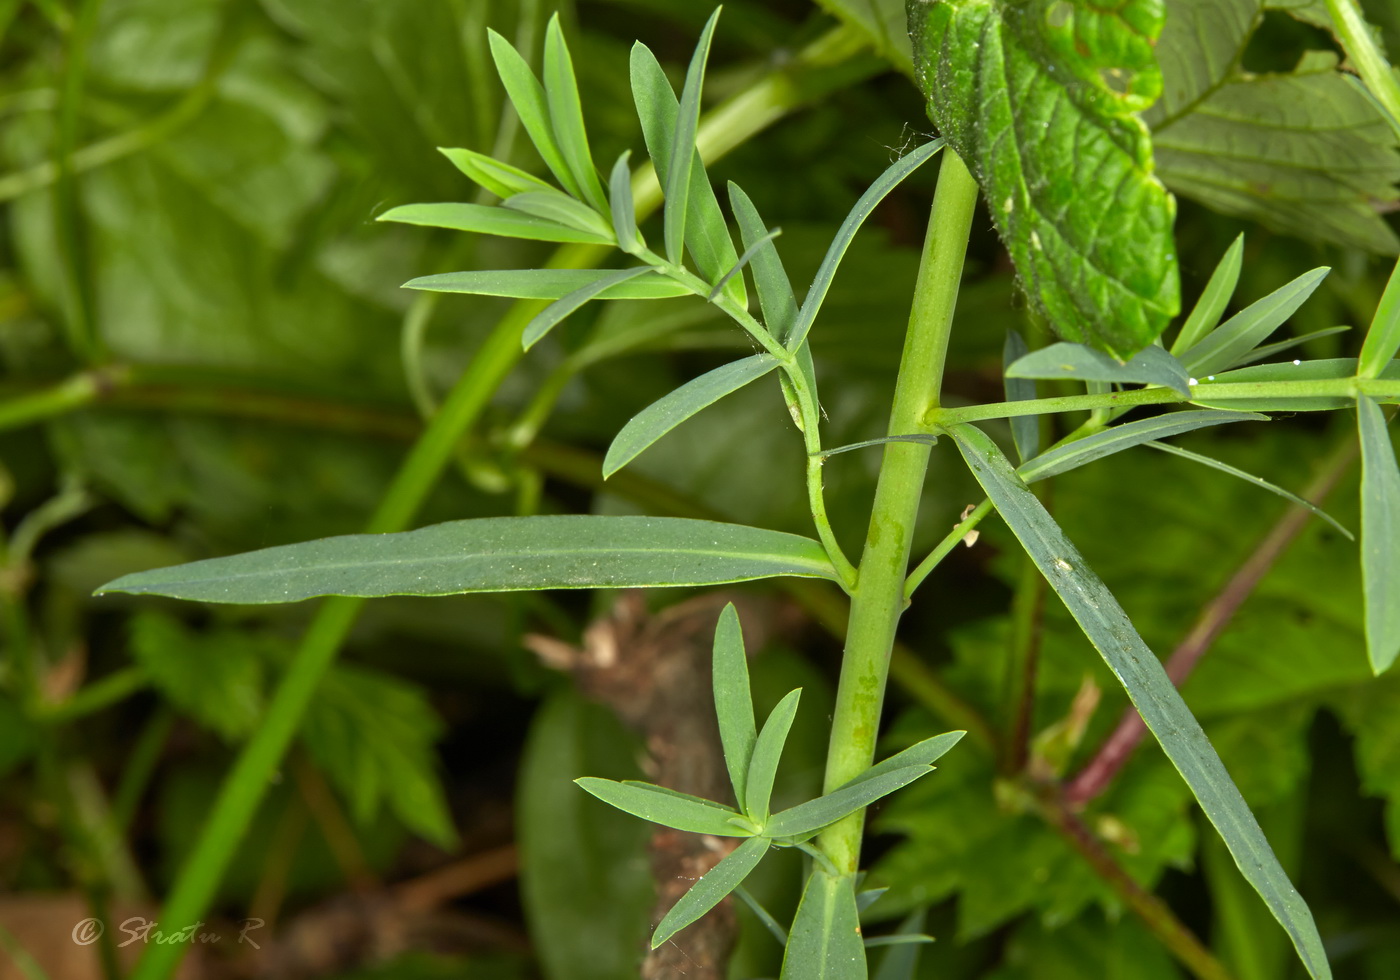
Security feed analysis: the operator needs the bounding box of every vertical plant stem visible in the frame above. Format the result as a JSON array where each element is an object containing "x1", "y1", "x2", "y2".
[
  {"x1": 1000, "y1": 547, "x2": 1046, "y2": 774},
  {"x1": 1325, "y1": 0, "x2": 1400, "y2": 125},
  {"x1": 817, "y1": 150, "x2": 978, "y2": 874}
]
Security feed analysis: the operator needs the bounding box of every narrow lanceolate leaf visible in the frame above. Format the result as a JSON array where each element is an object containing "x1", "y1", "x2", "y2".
[
  {"x1": 542, "y1": 15, "x2": 609, "y2": 214},
  {"x1": 845, "y1": 732, "x2": 964, "y2": 788},
  {"x1": 1018, "y1": 411, "x2": 1267, "y2": 484},
  {"x1": 1192, "y1": 358, "x2": 1400, "y2": 412},
  {"x1": 709, "y1": 228, "x2": 781, "y2": 301},
  {"x1": 609, "y1": 151, "x2": 641, "y2": 254},
  {"x1": 664, "y1": 9, "x2": 721, "y2": 267},
  {"x1": 1004, "y1": 330, "x2": 1039, "y2": 462},
  {"x1": 712, "y1": 604, "x2": 757, "y2": 813},
  {"x1": 1007, "y1": 342, "x2": 1193, "y2": 397},
  {"x1": 503, "y1": 191, "x2": 614, "y2": 239},
  {"x1": 437, "y1": 147, "x2": 556, "y2": 199},
  {"x1": 729, "y1": 182, "x2": 797, "y2": 340},
  {"x1": 574, "y1": 778, "x2": 748, "y2": 837},
  {"x1": 948, "y1": 423, "x2": 1332, "y2": 980},
  {"x1": 487, "y1": 29, "x2": 581, "y2": 198},
  {"x1": 94, "y1": 516, "x2": 841, "y2": 603},
  {"x1": 1230, "y1": 326, "x2": 1352, "y2": 369},
  {"x1": 744, "y1": 689, "x2": 802, "y2": 822},
  {"x1": 523, "y1": 267, "x2": 656, "y2": 350},
  {"x1": 1358, "y1": 397, "x2": 1400, "y2": 674},
  {"x1": 405, "y1": 268, "x2": 690, "y2": 301},
  {"x1": 1145, "y1": 441, "x2": 1353, "y2": 540},
  {"x1": 1171, "y1": 234, "x2": 1244, "y2": 356},
  {"x1": 911, "y1": 0, "x2": 1179, "y2": 357},
  {"x1": 651, "y1": 835, "x2": 771, "y2": 948},
  {"x1": 1180, "y1": 267, "x2": 1331, "y2": 376},
  {"x1": 376, "y1": 202, "x2": 611, "y2": 245},
  {"x1": 1359, "y1": 258, "x2": 1400, "y2": 379},
  {"x1": 781, "y1": 869, "x2": 866, "y2": 980},
  {"x1": 604, "y1": 354, "x2": 780, "y2": 477},
  {"x1": 787, "y1": 138, "x2": 945, "y2": 352},
  {"x1": 630, "y1": 42, "x2": 745, "y2": 306},
  {"x1": 764, "y1": 766, "x2": 932, "y2": 840}
]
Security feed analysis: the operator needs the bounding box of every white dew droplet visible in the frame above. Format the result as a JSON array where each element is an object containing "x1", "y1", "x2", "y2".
[
  {"x1": 1207, "y1": 375, "x2": 1215, "y2": 381},
  {"x1": 1293, "y1": 359, "x2": 1301, "y2": 365},
  {"x1": 1188, "y1": 378, "x2": 1198, "y2": 386}
]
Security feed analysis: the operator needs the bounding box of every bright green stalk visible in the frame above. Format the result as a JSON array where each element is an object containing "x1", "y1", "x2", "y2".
[
  {"x1": 1324, "y1": 0, "x2": 1400, "y2": 127},
  {"x1": 817, "y1": 150, "x2": 979, "y2": 873}
]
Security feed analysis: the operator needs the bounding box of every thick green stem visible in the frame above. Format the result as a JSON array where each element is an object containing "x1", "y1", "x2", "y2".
[
  {"x1": 817, "y1": 150, "x2": 979, "y2": 873},
  {"x1": 1325, "y1": 0, "x2": 1400, "y2": 127}
]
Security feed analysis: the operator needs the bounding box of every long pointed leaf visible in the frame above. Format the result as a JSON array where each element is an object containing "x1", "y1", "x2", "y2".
[
  {"x1": 712, "y1": 604, "x2": 757, "y2": 812},
  {"x1": 1228, "y1": 326, "x2": 1351, "y2": 369},
  {"x1": 787, "y1": 139, "x2": 944, "y2": 352},
  {"x1": 709, "y1": 228, "x2": 781, "y2": 301},
  {"x1": 376, "y1": 202, "x2": 610, "y2": 245},
  {"x1": 1181, "y1": 267, "x2": 1330, "y2": 376},
  {"x1": 1359, "y1": 258, "x2": 1400, "y2": 379},
  {"x1": 609, "y1": 151, "x2": 641, "y2": 254},
  {"x1": 745, "y1": 689, "x2": 801, "y2": 822},
  {"x1": 764, "y1": 766, "x2": 931, "y2": 840},
  {"x1": 1171, "y1": 234, "x2": 1244, "y2": 356},
  {"x1": 486, "y1": 29, "x2": 580, "y2": 198},
  {"x1": 437, "y1": 147, "x2": 556, "y2": 199},
  {"x1": 542, "y1": 15, "x2": 609, "y2": 213},
  {"x1": 405, "y1": 268, "x2": 690, "y2": 300},
  {"x1": 523, "y1": 267, "x2": 657, "y2": 349},
  {"x1": 604, "y1": 354, "x2": 780, "y2": 477},
  {"x1": 729, "y1": 181, "x2": 797, "y2": 340},
  {"x1": 651, "y1": 835, "x2": 771, "y2": 948},
  {"x1": 1358, "y1": 396, "x2": 1400, "y2": 674},
  {"x1": 948, "y1": 423, "x2": 1332, "y2": 980},
  {"x1": 664, "y1": 9, "x2": 721, "y2": 267},
  {"x1": 1018, "y1": 411, "x2": 1267, "y2": 484},
  {"x1": 94, "y1": 516, "x2": 841, "y2": 603},
  {"x1": 872, "y1": 910, "x2": 929, "y2": 980},
  {"x1": 781, "y1": 869, "x2": 866, "y2": 980},
  {"x1": 1007, "y1": 342, "x2": 1192, "y2": 397},
  {"x1": 1004, "y1": 330, "x2": 1039, "y2": 462},
  {"x1": 844, "y1": 732, "x2": 964, "y2": 788},
  {"x1": 502, "y1": 191, "x2": 614, "y2": 239},
  {"x1": 575, "y1": 777, "x2": 747, "y2": 837}
]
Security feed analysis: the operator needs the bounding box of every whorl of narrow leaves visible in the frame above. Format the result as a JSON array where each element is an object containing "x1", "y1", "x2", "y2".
[{"x1": 910, "y1": 0, "x2": 1180, "y2": 357}]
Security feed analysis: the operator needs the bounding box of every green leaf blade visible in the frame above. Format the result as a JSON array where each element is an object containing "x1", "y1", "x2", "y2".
[
  {"x1": 94, "y1": 516, "x2": 841, "y2": 603},
  {"x1": 604, "y1": 354, "x2": 780, "y2": 477},
  {"x1": 651, "y1": 835, "x2": 771, "y2": 948},
  {"x1": 912, "y1": 0, "x2": 1179, "y2": 357},
  {"x1": 502, "y1": 191, "x2": 615, "y2": 239},
  {"x1": 1358, "y1": 396, "x2": 1400, "y2": 674},
  {"x1": 948, "y1": 422, "x2": 1332, "y2": 980},
  {"x1": 575, "y1": 777, "x2": 747, "y2": 837},
  {"x1": 1004, "y1": 330, "x2": 1039, "y2": 462},
  {"x1": 523, "y1": 266, "x2": 656, "y2": 350},
  {"x1": 1007, "y1": 342, "x2": 1193, "y2": 396},
  {"x1": 437, "y1": 147, "x2": 557, "y2": 199},
  {"x1": 487, "y1": 29, "x2": 581, "y2": 199},
  {"x1": 729, "y1": 181, "x2": 798, "y2": 340},
  {"x1": 1180, "y1": 267, "x2": 1331, "y2": 377},
  {"x1": 404, "y1": 268, "x2": 691, "y2": 300},
  {"x1": 664, "y1": 9, "x2": 722, "y2": 267},
  {"x1": 1359, "y1": 258, "x2": 1400, "y2": 379},
  {"x1": 1171, "y1": 234, "x2": 1244, "y2": 356},
  {"x1": 765, "y1": 765, "x2": 932, "y2": 840},
  {"x1": 745, "y1": 688, "x2": 801, "y2": 823},
  {"x1": 542, "y1": 15, "x2": 609, "y2": 214},
  {"x1": 609, "y1": 151, "x2": 641, "y2": 254},
  {"x1": 781, "y1": 869, "x2": 867, "y2": 980},
  {"x1": 376, "y1": 202, "x2": 611, "y2": 245},
  {"x1": 712, "y1": 604, "x2": 757, "y2": 813}
]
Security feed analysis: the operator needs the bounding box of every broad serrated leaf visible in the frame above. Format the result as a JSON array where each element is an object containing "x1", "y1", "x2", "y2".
[
  {"x1": 129, "y1": 612, "x2": 263, "y2": 742},
  {"x1": 1359, "y1": 258, "x2": 1400, "y2": 379},
  {"x1": 609, "y1": 151, "x2": 641, "y2": 254},
  {"x1": 764, "y1": 765, "x2": 933, "y2": 840},
  {"x1": 1007, "y1": 342, "x2": 1193, "y2": 396},
  {"x1": 1180, "y1": 267, "x2": 1330, "y2": 376},
  {"x1": 404, "y1": 269, "x2": 691, "y2": 300},
  {"x1": 1358, "y1": 396, "x2": 1400, "y2": 674},
  {"x1": 94, "y1": 516, "x2": 840, "y2": 603},
  {"x1": 523, "y1": 267, "x2": 657, "y2": 350},
  {"x1": 1004, "y1": 330, "x2": 1039, "y2": 462},
  {"x1": 575, "y1": 777, "x2": 749, "y2": 836},
  {"x1": 651, "y1": 835, "x2": 771, "y2": 947},
  {"x1": 1171, "y1": 233, "x2": 1244, "y2": 356},
  {"x1": 503, "y1": 191, "x2": 615, "y2": 239},
  {"x1": 487, "y1": 28, "x2": 581, "y2": 199},
  {"x1": 437, "y1": 147, "x2": 557, "y2": 199},
  {"x1": 376, "y1": 202, "x2": 611, "y2": 244},
  {"x1": 1018, "y1": 410, "x2": 1267, "y2": 483},
  {"x1": 604, "y1": 354, "x2": 780, "y2": 477},
  {"x1": 712, "y1": 604, "x2": 757, "y2": 813},
  {"x1": 630, "y1": 41, "x2": 745, "y2": 306},
  {"x1": 912, "y1": 0, "x2": 1179, "y2": 356},
  {"x1": 542, "y1": 15, "x2": 609, "y2": 214},
  {"x1": 745, "y1": 688, "x2": 802, "y2": 822},
  {"x1": 781, "y1": 869, "x2": 867, "y2": 979},
  {"x1": 948, "y1": 422, "x2": 1332, "y2": 980}
]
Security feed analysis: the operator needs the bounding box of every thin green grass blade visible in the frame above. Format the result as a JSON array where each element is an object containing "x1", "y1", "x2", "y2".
[
  {"x1": 1358, "y1": 396, "x2": 1400, "y2": 674},
  {"x1": 1004, "y1": 330, "x2": 1039, "y2": 462},
  {"x1": 651, "y1": 835, "x2": 771, "y2": 948},
  {"x1": 735, "y1": 886, "x2": 788, "y2": 945},
  {"x1": 764, "y1": 766, "x2": 931, "y2": 840},
  {"x1": 787, "y1": 139, "x2": 945, "y2": 351},
  {"x1": 487, "y1": 29, "x2": 581, "y2": 198},
  {"x1": 781, "y1": 869, "x2": 866, "y2": 980},
  {"x1": 1181, "y1": 267, "x2": 1331, "y2": 377},
  {"x1": 604, "y1": 354, "x2": 780, "y2": 477},
  {"x1": 816, "y1": 435, "x2": 940, "y2": 459},
  {"x1": 1018, "y1": 411, "x2": 1266, "y2": 483},
  {"x1": 94, "y1": 516, "x2": 841, "y2": 603},
  {"x1": 744, "y1": 688, "x2": 801, "y2": 823},
  {"x1": 376, "y1": 202, "x2": 610, "y2": 245},
  {"x1": 523, "y1": 266, "x2": 656, "y2": 349},
  {"x1": 437, "y1": 147, "x2": 556, "y2": 199},
  {"x1": 1227, "y1": 326, "x2": 1351, "y2": 369},
  {"x1": 1171, "y1": 234, "x2": 1244, "y2": 356},
  {"x1": 855, "y1": 887, "x2": 888, "y2": 914},
  {"x1": 609, "y1": 151, "x2": 641, "y2": 254},
  {"x1": 712, "y1": 603, "x2": 757, "y2": 812},
  {"x1": 1359, "y1": 258, "x2": 1400, "y2": 379},
  {"x1": 503, "y1": 191, "x2": 614, "y2": 239},
  {"x1": 664, "y1": 8, "x2": 722, "y2": 267},
  {"x1": 709, "y1": 228, "x2": 781, "y2": 301},
  {"x1": 1007, "y1": 342, "x2": 1192, "y2": 397},
  {"x1": 630, "y1": 40, "x2": 745, "y2": 305},
  {"x1": 542, "y1": 15, "x2": 609, "y2": 213},
  {"x1": 1145, "y1": 441, "x2": 1353, "y2": 540},
  {"x1": 405, "y1": 268, "x2": 690, "y2": 300},
  {"x1": 948, "y1": 422, "x2": 1332, "y2": 980},
  {"x1": 575, "y1": 778, "x2": 747, "y2": 836},
  {"x1": 729, "y1": 181, "x2": 797, "y2": 339}
]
